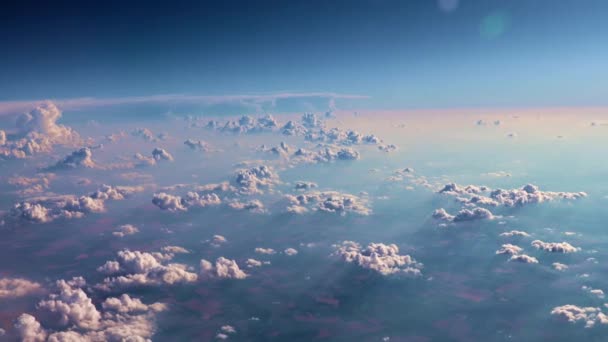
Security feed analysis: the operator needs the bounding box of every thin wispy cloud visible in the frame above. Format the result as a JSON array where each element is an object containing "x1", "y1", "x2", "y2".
[{"x1": 0, "y1": 92, "x2": 369, "y2": 116}]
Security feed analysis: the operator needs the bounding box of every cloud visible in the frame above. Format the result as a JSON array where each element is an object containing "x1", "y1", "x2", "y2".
[
  {"x1": 495, "y1": 244, "x2": 523, "y2": 256},
  {"x1": 112, "y1": 224, "x2": 140, "y2": 237},
  {"x1": 582, "y1": 286, "x2": 605, "y2": 299},
  {"x1": 550, "y1": 305, "x2": 608, "y2": 328},
  {"x1": 284, "y1": 248, "x2": 298, "y2": 256},
  {"x1": 0, "y1": 102, "x2": 82, "y2": 159},
  {"x1": 284, "y1": 191, "x2": 371, "y2": 216},
  {"x1": 255, "y1": 248, "x2": 276, "y2": 255},
  {"x1": 531, "y1": 240, "x2": 580, "y2": 253},
  {"x1": 184, "y1": 138, "x2": 210, "y2": 151},
  {"x1": 291, "y1": 146, "x2": 361, "y2": 164},
  {"x1": 438, "y1": 183, "x2": 587, "y2": 208},
  {"x1": 96, "y1": 249, "x2": 198, "y2": 290},
  {"x1": 152, "y1": 191, "x2": 222, "y2": 212},
  {"x1": 281, "y1": 120, "x2": 307, "y2": 136},
  {"x1": 161, "y1": 246, "x2": 190, "y2": 254},
  {"x1": 0, "y1": 277, "x2": 43, "y2": 299},
  {"x1": 131, "y1": 128, "x2": 158, "y2": 142},
  {"x1": 232, "y1": 165, "x2": 280, "y2": 195},
  {"x1": 333, "y1": 241, "x2": 422, "y2": 276},
  {"x1": 432, "y1": 207, "x2": 495, "y2": 222},
  {"x1": 509, "y1": 254, "x2": 539, "y2": 264},
  {"x1": 200, "y1": 257, "x2": 248, "y2": 279},
  {"x1": 0, "y1": 92, "x2": 369, "y2": 117},
  {"x1": 301, "y1": 113, "x2": 324, "y2": 129},
  {"x1": 47, "y1": 147, "x2": 96, "y2": 170},
  {"x1": 7, "y1": 185, "x2": 143, "y2": 224},
  {"x1": 499, "y1": 230, "x2": 530, "y2": 238},
  {"x1": 246, "y1": 259, "x2": 263, "y2": 268},
  {"x1": 553, "y1": 262, "x2": 569, "y2": 271},
  {"x1": 227, "y1": 199, "x2": 266, "y2": 213},
  {"x1": 15, "y1": 279, "x2": 167, "y2": 341},
  {"x1": 294, "y1": 181, "x2": 318, "y2": 191},
  {"x1": 206, "y1": 115, "x2": 279, "y2": 134}
]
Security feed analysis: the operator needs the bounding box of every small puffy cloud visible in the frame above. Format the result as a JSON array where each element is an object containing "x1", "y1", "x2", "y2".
[
  {"x1": 200, "y1": 257, "x2": 248, "y2": 279},
  {"x1": 152, "y1": 147, "x2": 174, "y2": 161},
  {"x1": 246, "y1": 259, "x2": 263, "y2": 268},
  {"x1": 531, "y1": 240, "x2": 580, "y2": 253},
  {"x1": 284, "y1": 248, "x2": 298, "y2": 256},
  {"x1": 152, "y1": 191, "x2": 221, "y2": 212},
  {"x1": 378, "y1": 144, "x2": 398, "y2": 152},
  {"x1": 207, "y1": 115, "x2": 279, "y2": 134},
  {"x1": 499, "y1": 230, "x2": 530, "y2": 238},
  {"x1": 333, "y1": 241, "x2": 422, "y2": 276},
  {"x1": 302, "y1": 113, "x2": 324, "y2": 129},
  {"x1": 294, "y1": 181, "x2": 317, "y2": 191},
  {"x1": 96, "y1": 249, "x2": 198, "y2": 290},
  {"x1": 553, "y1": 262, "x2": 569, "y2": 271},
  {"x1": 496, "y1": 244, "x2": 523, "y2": 256},
  {"x1": 551, "y1": 305, "x2": 608, "y2": 328},
  {"x1": 284, "y1": 191, "x2": 371, "y2": 216},
  {"x1": 15, "y1": 278, "x2": 167, "y2": 341},
  {"x1": 509, "y1": 254, "x2": 539, "y2": 264},
  {"x1": 432, "y1": 207, "x2": 495, "y2": 222},
  {"x1": 8, "y1": 185, "x2": 143, "y2": 224},
  {"x1": 281, "y1": 120, "x2": 307, "y2": 136},
  {"x1": 208, "y1": 235, "x2": 227, "y2": 247},
  {"x1": 232, "y1": 165, "x2": 280, "y2": 195},
  {"x1": 227, "y1": 199, "x2": 266, "y2": 214},
  {"x1": 112, "y1": 224, "x2": 139, "y2": 237},
  {"x1": 46, "y1": 147, "x2": 96, "y2": 170},
  {"x1": 131, "y1": 128, "x2": 156, "y2": 142},
  {"x1": 255, "y1": 248, "x2": 276, "y2": 255},
  {"x1": 292, "y1": 146, "x2": 361, "y2": 165},
  {"x1": 0, "y1": 277, "x2": 43, "y2": 299},
  {"x1": 184, "y1": 138, "x2": 210, "y2": 151},
  {"x1": 161, "y1": 246, "x2": 190, "y2": 254},
  {"x1": 582, "y1": 286, "x2": 605, "y2": 299}
]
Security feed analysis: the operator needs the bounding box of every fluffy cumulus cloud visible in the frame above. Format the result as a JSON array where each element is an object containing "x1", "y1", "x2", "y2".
[
  {"x1": 1, "y1": 102, "x2": 81, "y2": 160},
  {"x1": 495, "y1": 243, "x2": 538, "y2": 263},
  {"x1": 206, "y1": 115, "x2": 279, "y2": 134},
  {"x1": 294, "y1": 181, "x2": 317, "y2": 191},
  {"x1": 96, "y1": 249, "x2": 198, "y2": 290},
  {"x1": 551, "y1": 305, "x2": 608, "y2": 328},
  {"x1": 112, "y1": 224, "x2": 140, "y2": 237},
  {"x1": 553, "y1": 262, "x2": 569, "y2": 271},
  {"x1": 432, "y1": 207, "x2": 495, "y2": 223},
  {"x1": 254, "y1": 247, "x2": 276, "y2": 255},
  {"x1": 227, "y1": 199, "x2": 266, "y2": 214},
  {"x1": 284, "y1": 248, "x2": 298, "y2": 256},
  {"x1": 495, "y1": 244, "x2": 523, "y2": 256},
  {"x1": 200, "y1": 257, "x2": 248, "y2": 279},
  {"x1": 531, "y1": 240, "x2": 580, "y2": 253},
  {"x1": 131, "y1": 127, "x2": 158, "y2": 142},
  {"x1": 184, "y1": 138, "x2": 210, "y2": 151},
  {"x1": 15, "y1": 278, "x2": 166, "y2": 341},
  {"x1": 284, "y1": 191, "x2": 371, "y2": 216},
  {"x1": 46, "y1": 147, "x2": 96, "y2": 170},
  {"x1": 291, "y1": 146, "x2": 360, "y2": 165},
  {"x1": 438, "y1": 183, "x2": 587, "y2": 208},
  {"x1": 8, "y1": 185, "x2": 143, "y2": 224},
  {"x1": 134, "y1": 147, "x2": 174, "y2": 167},
  {"x1": 0, "y1": 277, "x2": 43, "y2": 299},
  {"x1": 232, "y1": 165, "x2": 279, "y2": 195},
  {"x1": 333, "y1": 241, "x2": 422, "y2": 276},
  {"x1": 499, "y1": 230, "x2": 531, "y2": 238}
]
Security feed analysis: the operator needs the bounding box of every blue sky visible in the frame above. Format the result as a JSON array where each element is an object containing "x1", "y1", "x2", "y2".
[{"x1": 2, "y1": 0, "x2": 608, "y2": 109}]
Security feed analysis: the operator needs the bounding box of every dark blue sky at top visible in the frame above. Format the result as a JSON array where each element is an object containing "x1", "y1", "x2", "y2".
[{"x1": 2, "y1": 0, "x2": 608, "y2": 109}]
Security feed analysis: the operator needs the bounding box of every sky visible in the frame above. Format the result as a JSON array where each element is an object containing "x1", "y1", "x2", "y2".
[{"x1": 2, "y1": 0, "x2": 608, "y2": 110}]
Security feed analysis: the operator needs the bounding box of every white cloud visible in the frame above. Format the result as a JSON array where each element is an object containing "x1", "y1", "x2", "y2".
[
  {"x1": 509, "y1": 254, "x2": 539, "y2": 264},
  {"x1": 232, "y1": 165, "x2": 280, "y2": 195},
  {"x1": 284, "y1": 191, "x2": 371, "y2": 216},
  {"x1": 112, "y1": 224, "x2": 140, "y2": 237},
  {"x1": 284, "y1": 248, "x2": 298, "y2": 256},
  {"x1": 255, "y1": 248, "x2": 276, "y2": 255},
  {"x1": 553, "y1": 262, "x2": 569, "y2": 271},
  {"x1": 531, "y1": 240, "x2": 580, "y2": 253},
  {"x1": 333, "y1": 241, "x2": 422, "y2": 276},
  {"x1": 496, "y1": 244, "x2": 523, "y2": 256},
  {"x1": 184, "y1": 138, "x2": 210, "y2": 151},
  {"x1": 432, "y1": 207, "x2": 495, "y2": 222},
  {"x1": 551, "y1": 305, "x2": 608, "y2": 328},
  {"x1": 499, "y1": 230, "x2": 530, "y2": 238},
  {"x1": 246, "y1": 259, "x2": 263, "y2": 268},
  {"x1": 0, "y1": 277, "x2": 43, "y2": 299},
  {"x1": 200, "y1": 257, "x2": 248, "y2": 279},
  {"x1": 96, "y1": 250, "x2": 198, "y2": 290},
  {"x1": 161, "y1": 246, "x2": 190, "y2": 254},
  {"x1": 227, "y1": 199, "x2": 266, "y2": 214}
]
